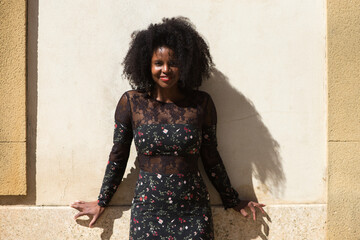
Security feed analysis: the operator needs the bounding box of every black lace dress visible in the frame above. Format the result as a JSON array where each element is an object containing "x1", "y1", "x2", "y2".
[{"x1": 97, "y1": 89, "x2": 244, "y2": 240}]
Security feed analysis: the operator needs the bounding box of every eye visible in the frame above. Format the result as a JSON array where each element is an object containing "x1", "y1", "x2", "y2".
[
  {"x1": 154, "y1": 61, "x2": 162, "y2": 66},
  {"x1": 168, "y1": 61, "x2": 178, "y2": 67}
]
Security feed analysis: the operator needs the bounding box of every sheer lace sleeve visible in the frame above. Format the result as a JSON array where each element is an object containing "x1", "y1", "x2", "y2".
[
  {"x1": 200, "y1": 93, "x2": 245, "y2": 209},
  {"x1": 97, "y1": 92, "x2": 133, "y2": 207}
]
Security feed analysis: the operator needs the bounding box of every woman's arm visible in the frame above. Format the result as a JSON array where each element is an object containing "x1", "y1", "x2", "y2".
[
  {"x1": 97, "y1": 122, "x2": 132, "y2": 207},
  {"x1": 71, "y1": 92, "x2": 133, "y2": 226},
  {"x1": 200, "y1": 92, "x2": 265, "y2": 220}
]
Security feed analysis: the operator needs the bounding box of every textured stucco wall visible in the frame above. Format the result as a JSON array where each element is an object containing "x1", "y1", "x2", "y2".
[
  {"x1": 36, "y1": 0, "x2": 326, "y2": 206},
  {"x1": 0, "y1": 0, "x2": 331, "y2": 239},
  {"x1": 0, "y1": 205, "x2": 326, "y2": 240},
  {"x1": 327, "y1": 0, "x2": 360, "y2": 239},
  {"x1": 0, "y1": 1, "x2": 27, "y2": 195}
]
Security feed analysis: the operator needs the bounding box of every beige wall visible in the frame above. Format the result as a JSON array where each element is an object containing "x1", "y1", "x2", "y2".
[
  {"x1": 327, "y1": 0, "x2": 360, "y2": 239},
  {"x1": 10, "y1": 0, "x2": 360, "y2": 239},
  {"x1": 0, "y1": 1, "x2": 27, "y2": 195},
  {"x1": 36, "y1": 0, "x2": 326, "y2": 206}
]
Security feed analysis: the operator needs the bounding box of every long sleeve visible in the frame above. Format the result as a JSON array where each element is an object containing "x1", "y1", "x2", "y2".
[
  {"x1": 97, "y1": 92, "x2": 133, "y2": 207},
  {"x1": 200, "y1": 93, "x2": 244, "y2": 209}
]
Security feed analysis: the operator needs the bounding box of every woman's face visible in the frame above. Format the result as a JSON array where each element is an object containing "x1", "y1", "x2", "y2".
[{"x1": 151, "y1": 46, "x2": 180, "y2": 90}]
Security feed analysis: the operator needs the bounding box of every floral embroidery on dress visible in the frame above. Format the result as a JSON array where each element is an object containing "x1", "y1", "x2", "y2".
[
  {"x1": 98, "y1": 160, "x2": 126, "y2": 207},
  {"x1": 114, "y1": 122, "x2": 132, "y2": 144},
  {"x1": 133, "y1": 124, "x2": 201, "y2": 156},
  {"x1": 97, "y1": 90, "x2": 243, "y2": 239},
  {"x1": 206, "y1": 162, "x2": 242, "y2": 209},
  {"x1": 201, "y1": 125, "x2": 217, "y2": 146},
  {"x1": 130, "y1": 171, "x2": 214, "y2": 240}
]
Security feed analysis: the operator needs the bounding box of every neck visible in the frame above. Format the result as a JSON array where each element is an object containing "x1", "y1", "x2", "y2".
[{"x1": 152, "y1": 86, "x2": 185, "y2": 103}]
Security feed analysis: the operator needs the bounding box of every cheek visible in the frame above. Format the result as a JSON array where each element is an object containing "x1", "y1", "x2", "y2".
[
  {"x1": 152, "y1": 65, "x2": 161, "y2": 72},
  {"x1": 174, "y1": 69, "x2": 180, "y2": 79},
  {"x1": 151, "y1": 67, "x2": 158, "y2": 76}
]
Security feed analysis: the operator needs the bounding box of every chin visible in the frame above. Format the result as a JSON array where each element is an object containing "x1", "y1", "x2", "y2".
[{"x1": 156, "y1": 81, "x2": 177, "y2": 89}]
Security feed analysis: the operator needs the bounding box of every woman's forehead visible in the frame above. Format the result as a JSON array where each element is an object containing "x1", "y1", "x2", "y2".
[{"x1": 153, "y1": 46, "x2": 176, "y2": 58}]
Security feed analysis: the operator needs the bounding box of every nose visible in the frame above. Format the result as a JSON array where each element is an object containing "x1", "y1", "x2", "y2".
[{"x1": 162, "y1": 64, "x2": 170, "y2": 73}]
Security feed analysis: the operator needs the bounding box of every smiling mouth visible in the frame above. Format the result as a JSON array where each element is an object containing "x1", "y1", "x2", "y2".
[{"x1": 160, "y1": 76, "x2": 170, "y2": 81}]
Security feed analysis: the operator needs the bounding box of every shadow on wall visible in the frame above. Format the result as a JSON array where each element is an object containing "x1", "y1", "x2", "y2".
[
  {"x1": 203, "y1": 68, "x2": 286, "y2": 202},
  {"x1": 2, "y1": 2, "x2": 284, "y2": 238},
  {"x1": 90, "y1": 68, "x2": 285, "y2": 240},
  {"x1": 202, "y1": 68, "x2": 285, "y2": 240},
  {"x1": 76, "y1": 162, "x2": 139, "y2": 240}
]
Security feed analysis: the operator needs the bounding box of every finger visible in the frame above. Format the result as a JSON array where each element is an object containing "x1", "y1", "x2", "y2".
[
  {"x1": 89, "y1": 214, "x2": 99, "y2": 228},
  {"x1": 240, "y1": 209, "x2": 248, "y2": 218},
  {"x1": 249, "y1": 205, "x2": 256, "y2": 221},
  {"x1": 70, "y1": 203, "x2": 83, "y2": 211},
  {"x1": 74, "y1": 211, "x2": 87, "y2": 220},
  {"x1": 257, "y1": 205, "x2": 266, "y2": 214},
  {"x1": 71, "y1": 201, "x2": 81, "y2": 207},
  {"x1": 71, "y1": 200, "x2": 85, "y2": 206},
  {"x1": 70, "y1": 203, "x2": 79, "y2": 209},
  {"x1": 252, "y1": 203, "x2": 266, "y2": 213}
]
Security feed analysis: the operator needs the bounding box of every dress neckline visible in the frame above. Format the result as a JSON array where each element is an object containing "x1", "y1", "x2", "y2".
[{"x1": 147, "y1": 91, "x2": 191, "y2": 105}]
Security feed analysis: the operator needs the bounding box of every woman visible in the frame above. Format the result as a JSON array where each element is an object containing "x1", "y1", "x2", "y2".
[{"x1": 72, "y1": 17, "x2": 265, "y2": 239}]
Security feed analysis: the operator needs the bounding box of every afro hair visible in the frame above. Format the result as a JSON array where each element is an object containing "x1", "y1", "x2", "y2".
[{"x1": 122, "y1": 17, "x2": 213, "y2": 93}]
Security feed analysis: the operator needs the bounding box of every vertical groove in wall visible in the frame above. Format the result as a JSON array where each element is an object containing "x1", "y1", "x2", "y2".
[
  {"x1": 327, "y1": 0, "x2": 360, "y2": 239},
  {"x1": 0, "y1": 1, "x2": 27, "y2": 195}
]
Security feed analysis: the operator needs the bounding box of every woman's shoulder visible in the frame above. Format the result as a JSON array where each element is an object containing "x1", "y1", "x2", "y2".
[
  {"x1": 123, "y1": 89, "x2": 144, "y2": 95},
  {"x1": 191, "y1": 89, "x2": 212, "y2": 103},
  {"x1": 192, "y1": 89, "x2": 211, "y2": 97},
  {"x1": 121, "y1": 89, "x2": 148, "y2": 99},
  {"x1": 116, "y1": 89, "x2": 147, "y2": 106}
]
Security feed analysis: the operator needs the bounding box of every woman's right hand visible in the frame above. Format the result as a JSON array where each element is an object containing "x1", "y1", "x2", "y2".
[{"x1": 71, "y1": 200, "x2": 105, "y2": 228}]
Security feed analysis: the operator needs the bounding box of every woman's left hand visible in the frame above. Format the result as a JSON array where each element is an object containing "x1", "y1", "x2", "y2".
[{"x1": 233, "y1": 201, "x2": 266, "y2": 221}]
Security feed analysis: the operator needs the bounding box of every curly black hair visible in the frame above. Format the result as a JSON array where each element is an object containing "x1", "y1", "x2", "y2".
[{"x1": 122, "y1": 17, "x2": 213, "y2": 93}]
